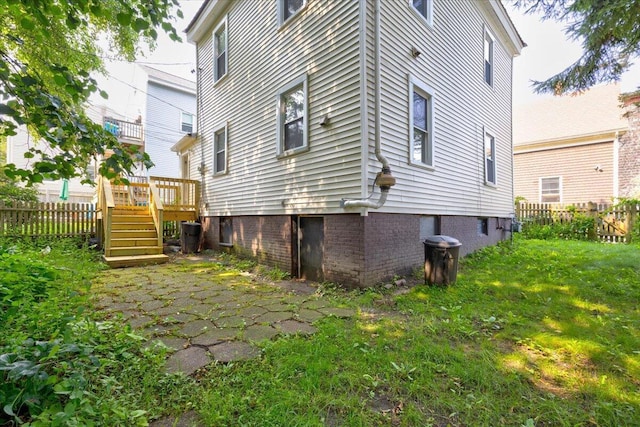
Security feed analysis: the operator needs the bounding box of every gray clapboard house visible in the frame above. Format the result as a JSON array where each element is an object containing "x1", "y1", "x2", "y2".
[{"x1": 177, "y1": 0, "x2": 524, "y2": 287}]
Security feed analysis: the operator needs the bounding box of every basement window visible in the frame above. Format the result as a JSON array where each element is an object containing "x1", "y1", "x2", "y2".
[{"x1": 477, "y1": 218, "x2": 488, "y2": 236}]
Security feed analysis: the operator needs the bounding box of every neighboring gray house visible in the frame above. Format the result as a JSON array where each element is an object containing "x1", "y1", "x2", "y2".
[
  {"x1": 180, "y1": 0, "x2": 524, "y2": 287},
  {"x1": 141, "y1": 66, "x2": 197, "y2": 179}
]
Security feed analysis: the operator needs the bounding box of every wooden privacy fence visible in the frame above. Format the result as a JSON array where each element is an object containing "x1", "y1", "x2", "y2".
[
  {"x1": 0, "y1": 201, "x2": 96, "y2": 238},
  {"x1": 516, "y1": 202, "x2": 639, "y2": 243}
]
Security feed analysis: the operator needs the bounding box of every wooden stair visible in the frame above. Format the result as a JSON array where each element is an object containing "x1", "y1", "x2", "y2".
[{"x1": 103, "y1": 208, "x2": 169, "y2": 268}]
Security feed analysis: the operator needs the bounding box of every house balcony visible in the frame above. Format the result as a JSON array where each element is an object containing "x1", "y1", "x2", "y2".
[{"x1": 103, "y1": 117, "x2": 144, "y2": 147}]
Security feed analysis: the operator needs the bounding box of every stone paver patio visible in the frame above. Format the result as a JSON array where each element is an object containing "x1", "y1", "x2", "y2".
[{"x1": 92, "y1": 254, "x2": 355, "y2": 377}]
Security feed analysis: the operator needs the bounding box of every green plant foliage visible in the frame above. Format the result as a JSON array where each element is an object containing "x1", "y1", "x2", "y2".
[
  {"x1": 0, "y1": 240, "x2": 197, "y2": 425},
  {"x1": 0, "y1": 169, "x2": 39, "y2": 204},
  {"x1": 521, "y1": 212, "x2": 596, "y2": 240},
  {"x1": 0, "y1": 0, "x2": 183, "y2": 184}
]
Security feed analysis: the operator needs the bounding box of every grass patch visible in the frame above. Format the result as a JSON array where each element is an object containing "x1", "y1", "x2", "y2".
[{"x1": 2, "y1": 237, "x2": 639, "y2": 426}]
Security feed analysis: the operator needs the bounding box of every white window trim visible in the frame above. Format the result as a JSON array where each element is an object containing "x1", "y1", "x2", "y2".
[
  {"x1": 483, "y1": 127, "x2": 497, "y2": 187},
  {"x1": 483, "y1": 26, "x2": 494, "y2": 87},
  {"x1": 180, "y1": 112, "x2": 195, "y2": 133},
  {"x1": 276, "y1": 74, "x2": 308, "y2": 157},
  {"x1": 408, "y1": 76, "x2": 435, "y2": 169},
  {"x1": 409, "y1": 0, "x2": 433, "y2": 28},
  {"x1": 539, "y1": 176, "x2": 562, "y2": 203},
  {"x1": 212, "y1": 15, "x2": 228, "y2": 84},
  {"x1": 278, "y1": 0, "x2": 308, "y2": 28},
  {"x1": 213, "y1": 121, "x2": 228, "y2": 175}
]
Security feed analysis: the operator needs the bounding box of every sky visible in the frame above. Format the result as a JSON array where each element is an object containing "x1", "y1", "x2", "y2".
[
  {"x1": 506, "y1": 3, "x2": 640, "y2": 105},
  {"x1": 96, "y1": 1, "x2": 640, "y2": 115}
]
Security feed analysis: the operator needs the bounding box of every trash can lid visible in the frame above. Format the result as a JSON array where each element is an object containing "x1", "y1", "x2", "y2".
[{"x1": 424, "y1": 235, "x2": 461, "y2": 247}]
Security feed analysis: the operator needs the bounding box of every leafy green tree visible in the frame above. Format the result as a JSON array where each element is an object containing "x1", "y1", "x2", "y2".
[
  {"x1": 515, "y1": 0, "x2": 640, "y2": 94},
  {"x1": 0, "y1": 169, "x2": 39, "y2": 204},
  {"x1": 0, "y1": 0, "x2": 183, "y2": 184}
]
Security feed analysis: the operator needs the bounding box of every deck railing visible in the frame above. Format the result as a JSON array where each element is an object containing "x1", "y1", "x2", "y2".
[
  {"x1": 103, "y1": 117, "x2": 143, "y2": 142},
  {"x1": 149, "y1": 176, "x2": 199, "y2": 210}
]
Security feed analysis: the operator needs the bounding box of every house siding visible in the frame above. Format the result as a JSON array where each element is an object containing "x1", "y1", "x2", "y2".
[
  {"x1": 145, "y1": 81, "x2": 197, "y2": 179},
  {"x1": 513, "y1": 142, "x2": 614, "y2": 204},
  {"x1": 191, "y1": 1, "x2": 521, "y2": 287},
  {"x1": 620, "y1": 99, "x2": 640, "y2": 197},
  {"x1": 194, "y1": 0, "x2": 363, "y2": 217},
  {"x1": 369, "y1": 0, "x2": 514, "y2": 217}
]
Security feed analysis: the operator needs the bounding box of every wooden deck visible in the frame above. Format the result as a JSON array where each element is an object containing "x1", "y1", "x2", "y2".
[{"x1": 97, "y1": 176, "x2": 199, "y2": 267}]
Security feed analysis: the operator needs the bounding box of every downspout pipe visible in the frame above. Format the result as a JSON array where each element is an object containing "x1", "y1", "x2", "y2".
[{"x1": 343, "y1": 0, "x2": 395, "y2": 209}]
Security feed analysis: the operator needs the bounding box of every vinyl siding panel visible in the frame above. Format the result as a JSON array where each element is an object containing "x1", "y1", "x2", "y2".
[
  {"x1": 514, "y1": 142, "x2": 615, "y2": 204},
  {"x1": 370, "y1": 0, "x2": 514, "y2": 217},
  {"x1": 195, "y1": 0, "x2": 363, "y2": 216},
  {"x1": 145, "y1": 82, "x2": 196, "y2": 178}
]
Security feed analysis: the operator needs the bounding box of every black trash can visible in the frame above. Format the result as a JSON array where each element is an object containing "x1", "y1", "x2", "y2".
[
  {"x1": 424, "y1": 235, "x2": 461, "y2": 285},
  {"x1": 181, "y1": 222, "x2": 201, "y2": 254}
]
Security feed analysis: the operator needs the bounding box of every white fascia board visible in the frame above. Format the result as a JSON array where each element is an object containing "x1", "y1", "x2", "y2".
[
  {"x1": 187, "y1": 0, "x2": 231, "y2": 44},
  {"x1": 486, "y1": 0, "x2": 526, "y2": 56}
]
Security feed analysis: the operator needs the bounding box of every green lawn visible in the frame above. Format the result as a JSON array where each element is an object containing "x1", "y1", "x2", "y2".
[{"x1": 2, "y1": 238, "x2": 639, "y2": 426}]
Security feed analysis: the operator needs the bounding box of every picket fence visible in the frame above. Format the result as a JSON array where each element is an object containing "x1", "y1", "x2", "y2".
[
  {"x1": 0, "y1": 201, "x2": 96, "y2": 238},
  {"x1": 516, "y1": 202, "x2": 638, "y2": 243},
  {"x1": 0, "y1": 201, "x2": 182, "y2": 239}
]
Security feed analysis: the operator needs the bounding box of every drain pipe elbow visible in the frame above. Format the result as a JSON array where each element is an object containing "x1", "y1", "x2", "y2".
[{"x1": 342, "y1": 189, "x2": 389, "y2": 209}]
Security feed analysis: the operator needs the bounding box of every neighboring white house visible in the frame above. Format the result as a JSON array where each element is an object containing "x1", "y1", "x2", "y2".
[
  {"x1": 179, "y1": 0, "x2": 524, "y2": 287},
  {"x1": 5, "y1": 66, "x2": 196, "y2": 202}
]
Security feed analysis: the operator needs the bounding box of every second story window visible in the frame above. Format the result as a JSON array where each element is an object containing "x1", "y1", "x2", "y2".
[
  {"x1": 181, "y1": 112, "x2": 194, "y2": 133},
  {"x1": 277, "y1": 75, "x2": 308, "y2": 156},
  {"x1": 484, "y1": 130, "x2": 496, "y2": 186},
  {"x1": 213, "y1": 17, "x2": 227, "y2": 82},
  {"x1": 411, "y1": 0, "x2": 433, "y2": 26},
  {"x1": 484, "y1": 28, "x2": 494, "y2": 86},
  {"x1": 214, "y1": 124, "x2": 227, "y2": 175},
  {"x1": 279, "y1": 0, "x2": 306, "y2": 26},
  {"x1": 409, "y1": 77, "x2": 435, "y2": 168}
]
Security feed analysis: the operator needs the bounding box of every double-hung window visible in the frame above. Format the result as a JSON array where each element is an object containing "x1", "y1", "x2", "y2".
[
  {"x1": 540, "y1": 177, "x2": 561, "y2": 203},
  {"x1": 181, "y1": 112, "x2": 194, "y2": 133},
  {"x1": 484, "y1": 28, "x2": 494, "y2": 86},
  {"x1": 213, "y1": 17, "x2": 228, "y2": 82},
  {"x1": 411, "y1": 0, "x2": 433, "y2": 26},
  {"x1": 484, "y1": 130, "x2": 496, "y2": 186},
  {"x1": 277, "y1": 75, "x2": 308, "y2": 156},
  {"x1": 409, "y1": 77, "x2": 435, "y2": 168},
  {"x1": 279, "y1": 0, "x2": 306, "y2": 26},
  {"x1": 213, "y1": 123, "x2": 227, "y2": 175}
]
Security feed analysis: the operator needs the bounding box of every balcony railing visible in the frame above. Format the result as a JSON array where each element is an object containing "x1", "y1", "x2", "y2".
[{"x1": 103, "y1": 117, "x2": 143, "y2": 143}]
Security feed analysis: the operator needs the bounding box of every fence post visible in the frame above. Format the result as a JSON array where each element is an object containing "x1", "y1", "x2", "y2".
[
  {"x1": 625, "y1": 203, "x2": 635, "y2": 244},
  {"x1": 587, "y1": 201, "x2": 598, "y2": 241}
]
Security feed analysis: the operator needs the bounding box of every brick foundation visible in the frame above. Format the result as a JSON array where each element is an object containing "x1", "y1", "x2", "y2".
[{"x1": 201, "y1": 213, "x2": 512, "y2": 288}]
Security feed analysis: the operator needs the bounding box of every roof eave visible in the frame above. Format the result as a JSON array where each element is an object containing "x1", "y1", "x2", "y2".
[
  {"x1": 488, "y1": 0, "x2": 526, "y2": 56},
  {"x1": 186, "y1": 0, "x2": 230, "y2": 44},
  {"x1": 171, "y1": 133, "x2": 198, "y2": 153}
]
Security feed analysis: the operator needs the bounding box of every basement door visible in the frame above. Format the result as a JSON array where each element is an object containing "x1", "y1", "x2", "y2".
[{"x1": 298, "y1": 216, "x2": 324, "y2": 282}]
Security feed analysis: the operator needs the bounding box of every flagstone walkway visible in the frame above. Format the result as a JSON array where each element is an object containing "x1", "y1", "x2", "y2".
[{"x1": 92, "y1": 254, "x2": 355, "y2": 377}]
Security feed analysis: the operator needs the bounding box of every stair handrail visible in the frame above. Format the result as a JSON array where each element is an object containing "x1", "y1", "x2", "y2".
[
  {"x1": 149, "y1": 181, "x2": 164, "y2": 250},
  {"x1": 101, "y1": 177, "x2": 115, "y2": 256}
]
